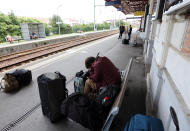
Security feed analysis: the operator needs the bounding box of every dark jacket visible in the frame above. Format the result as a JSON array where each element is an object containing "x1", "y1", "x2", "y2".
[
  {"x1": 128, "y1": 27, "x2": 132, "y2": 34},
  {"x1": 119, "y1": 25, "x2": 125, "y2": 32},
  {"x1": 89, "y1": 56, "x2": 121, "y2": 89}
]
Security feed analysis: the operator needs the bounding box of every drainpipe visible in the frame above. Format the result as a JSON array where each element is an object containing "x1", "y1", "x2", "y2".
[{"x1": 144, "y1": 0, "x2": 155, "y2": 65}]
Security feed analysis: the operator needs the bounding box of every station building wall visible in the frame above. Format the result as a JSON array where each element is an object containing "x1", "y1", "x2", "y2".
[{"x1": 147, "y1": 11, "x2": 190, "y2": 131}]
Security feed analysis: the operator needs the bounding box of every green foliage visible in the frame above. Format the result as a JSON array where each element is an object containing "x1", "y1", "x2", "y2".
[
  {"x1": 116, "y1": 20, "x2": 126, "y2": 27},
  {"x1": 0, "y1": 11, "x2": 114, "y2": 43},
  {"x1": 49, "y1": 15, "x2": 72, "y2": 34},
  {"x1": 45, "y1": 24, "x2": 52, "y2": 36},
  {"x1": 0, "y1": 12, "x2": 45, "y2": 43},
  {"x1": 8, "y1": 11, "x2": 19, "y2": 25},
  {"x1": 72, "y1": 22, "x2": 110, "y2": 33},
  {"x1": 18, "y1": 17, "x2": 40, "y2": 23},
  {"x1": 97, "y1": 22, "x2": 110, "y2": 30},
  {"x1": 61, "y1": 24, "x2": 72, "y2": 34},
  {"x1": 0, "y1": 22, "x2": 8, "y2": 42},
  {"x1": 50, "y1": 15, "x2": 61, "y2": 34}
]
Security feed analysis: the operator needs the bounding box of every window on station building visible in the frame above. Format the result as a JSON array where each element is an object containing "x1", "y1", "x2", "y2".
[
  {"x1": 155, "y1": 0, "x2": 166, "y2": 20},
  {"x1": 164, "y1": 0, "x2": 183, "y2": 11},
  {"x1": 155, "y1": 0, "x2": 183, "y2": 21}
]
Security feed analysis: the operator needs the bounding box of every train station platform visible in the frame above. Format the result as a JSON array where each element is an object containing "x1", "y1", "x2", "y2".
[{"x1": 0, "y1": 33, "x2": 146, "y2": 131}]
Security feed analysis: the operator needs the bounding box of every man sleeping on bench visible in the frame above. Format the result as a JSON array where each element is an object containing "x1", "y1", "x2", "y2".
[{"x1": 84, "y1": 56, "x2": 121, "y2": 100}]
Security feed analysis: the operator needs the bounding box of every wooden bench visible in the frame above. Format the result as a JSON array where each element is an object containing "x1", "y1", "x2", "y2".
[
  {"x1": 5, "y1": 36, "x2": 23, "y2": 43},
  {"x1": 101, "y1": 58, "x2": 133, "y2": 131}
]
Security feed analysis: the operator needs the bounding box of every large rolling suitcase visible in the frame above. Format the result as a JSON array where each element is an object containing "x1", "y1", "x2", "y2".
[
  {"x1": 37, "y1": 72, "x2": 68, "y2": 123},
  {"x1": 122, "y1": 39, "x2": 129, "y2": 44},
  {"x1": 122, "y1": 33, "x2": 129, "y2": 44},
  {"x1": 124, "y1": 114, "x2": 164, "y2": 131}
]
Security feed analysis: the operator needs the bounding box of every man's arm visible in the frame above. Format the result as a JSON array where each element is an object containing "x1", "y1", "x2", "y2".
[{"x1": 89, "y1": 64, "x2": 101, "y2": 82}]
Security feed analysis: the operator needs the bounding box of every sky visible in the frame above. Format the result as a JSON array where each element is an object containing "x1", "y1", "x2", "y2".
[{"x1": 0, "y1": 0, "x2": 127, "y2": 23}]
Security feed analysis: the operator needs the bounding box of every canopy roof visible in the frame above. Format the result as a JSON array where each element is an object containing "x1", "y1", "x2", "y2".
[{"x1": 105, "y1": 0, "x2": 150, "y2": 15}]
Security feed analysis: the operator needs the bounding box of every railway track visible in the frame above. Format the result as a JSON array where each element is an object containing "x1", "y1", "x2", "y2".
[{"x1": 0, "y1": 31, "x2": 117, "y2": 71}]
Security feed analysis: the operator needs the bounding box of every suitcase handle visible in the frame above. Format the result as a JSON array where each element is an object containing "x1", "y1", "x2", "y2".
[
  {"x1": 0, "y1": 76, "x2": 6, "y2": 90},
  {"x1": 170, "y1": 106, "x2": 179, "y2": 131},
  {"x1": 54, "y1": 71, "x2": 61, "y2": 75},
  {"x1": 0, "y1": 78, "x2": 3, "y2": 90}
]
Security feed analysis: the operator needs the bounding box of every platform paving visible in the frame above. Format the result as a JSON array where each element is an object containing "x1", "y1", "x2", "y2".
[{"x1": 0, "y1": 33, "x2": 146, "y2": 131}]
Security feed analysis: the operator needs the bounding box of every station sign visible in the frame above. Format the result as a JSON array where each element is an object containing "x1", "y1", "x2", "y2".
[
  {"x1": 105, "y1": 0, "x2": 121, "y2": 6},
  {"x1": 56, "y1": 22, "x2": 62, "y2": 24},
  {"x1": 134, "y1": 11, "x2": 145, "y2": 16}
]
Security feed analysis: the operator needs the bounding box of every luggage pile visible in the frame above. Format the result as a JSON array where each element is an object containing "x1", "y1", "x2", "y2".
[
  {"x1": 59, "y1": 70, "x2": 121, "y2": 130},
  {"x1": 0, "y1": 68, "x2": 166, "y2": 131},
  {"x1": 60, "y1": 84, "x2": 120, "y2": 131}
]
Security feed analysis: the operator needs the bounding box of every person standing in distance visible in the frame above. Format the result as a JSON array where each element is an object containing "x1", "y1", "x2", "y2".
[
  {"x1": 128, "y1": 25, "x2": 132, "y2": 40},
  {"x1": 118, "y1": 24, "x2": 125, "y2": 39}
]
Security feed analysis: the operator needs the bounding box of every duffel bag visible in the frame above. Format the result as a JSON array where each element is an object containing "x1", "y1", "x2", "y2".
[
  {"x1": 8, "y1": 69, "x2": 32, "y2": 86},
  {"x1": 0, "y1": 69, "x2": 32, "y2": 92},
  {"x1": 61, "y1": 93, "x2": 103, "y2": 131}
]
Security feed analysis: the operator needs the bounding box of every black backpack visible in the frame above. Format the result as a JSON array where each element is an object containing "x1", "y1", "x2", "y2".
[
  {"x1": 95, "y1": 85, "x2": 121, "y2": 115},
  {"x1": 61, "y1": 93, "x2": 103, "y2": 131}
]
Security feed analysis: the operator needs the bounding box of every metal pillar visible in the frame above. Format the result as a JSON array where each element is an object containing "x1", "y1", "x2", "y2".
[
  {"x1": 94, "y1": 0, "x2": 96, "y2": 31},
  {"x1": 57, "y1": 4, "x2": 62, "y2": 35}
]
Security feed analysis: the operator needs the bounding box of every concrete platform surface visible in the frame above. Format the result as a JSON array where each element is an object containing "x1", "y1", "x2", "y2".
[{"x1": 0, "y1": 34, "x2": 146, "y2": 131}]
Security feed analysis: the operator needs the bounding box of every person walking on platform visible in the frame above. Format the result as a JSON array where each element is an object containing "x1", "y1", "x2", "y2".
[
  {"x1": 84, "y1": 56, "x2": 121, "y2": 99},
  {"x1": 128, "y1": 25, "x2": 132, "y2": 40},
  {"x1": 118, "y1": 24, "x2": 125, "y2": 39}
]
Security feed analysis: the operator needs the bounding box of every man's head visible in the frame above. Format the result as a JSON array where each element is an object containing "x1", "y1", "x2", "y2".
[{"x1": 85, "y1": 57, "x2": 96, "y2": 69}]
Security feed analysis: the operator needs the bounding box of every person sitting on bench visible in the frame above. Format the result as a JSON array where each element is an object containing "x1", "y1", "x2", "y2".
[
  {"x1": 6, "y1": 34, "x2": 13, "y2": 43},
  {"x1": 84, "y1": 56, "x2": 121, "y2": 99},
  {"x1": 30, "y1": 32, "x2": 37, "y2": 39}
]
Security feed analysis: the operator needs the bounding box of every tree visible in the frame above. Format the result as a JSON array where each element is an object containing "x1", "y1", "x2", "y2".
[
  {"x1": 8, "y1": 11, "x2": 19, "y2": 25},
  {"x1": 50, "y1": 15, "x2": 72, "y2": 34},
  {"x1": 45, "y1": 24, "x2": 52, "y2": 36},
  {"x1": 0, "y1": 13, "x2": 10, "y2": 42},
  {"x1": 50, "y1": 15, "x2": 62, "y2": 34},
  {"x1": 61, "y1": 24, "x2": 72, "y2": 34},
  {"x1": 0, "y1": 12, "x2": 44, "y2": 43}
]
